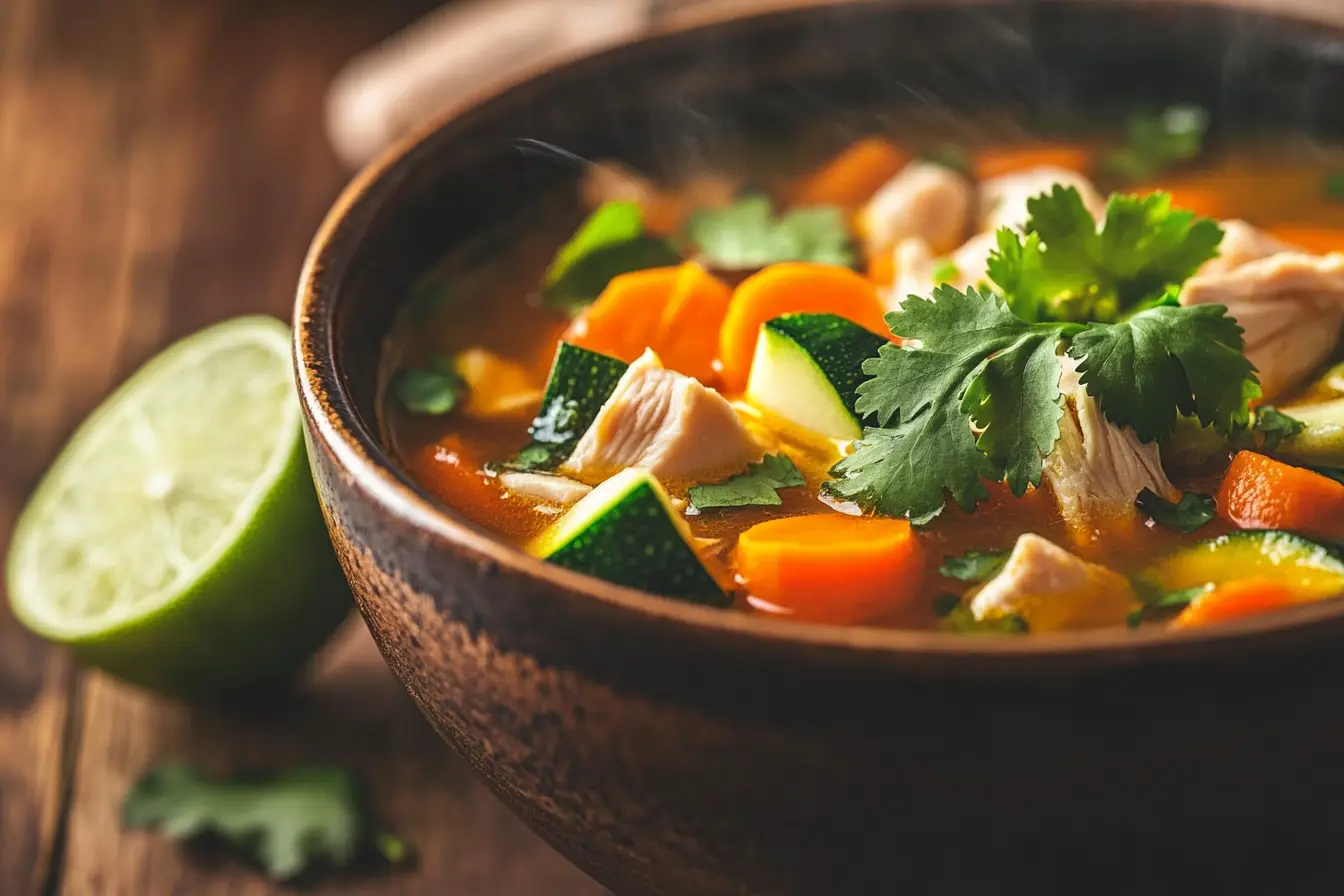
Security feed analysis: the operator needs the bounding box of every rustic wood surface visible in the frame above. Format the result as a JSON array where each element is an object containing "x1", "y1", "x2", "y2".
[{"x1": 0, "y1": 1, "x2": 610, "y2": 893}]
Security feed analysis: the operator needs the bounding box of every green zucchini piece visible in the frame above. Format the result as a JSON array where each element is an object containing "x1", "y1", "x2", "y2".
[
  {"x1": 529, "y1": 468, "x2": 726, "y2": 605},
  {"x1": 1271, "y1": 399, "x2": 1344, "y2": 469},
  {"x1": 744, "y1": 313, "x2": 886, "y2": 441},
  {"x1": 512, "y1": 343, "x2": 628, "y2": 470},
  {"x1": 1144, "y1": 530, "x2": 1344, "y2": 602}
]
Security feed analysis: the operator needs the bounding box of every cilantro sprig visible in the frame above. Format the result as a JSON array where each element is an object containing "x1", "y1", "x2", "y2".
[
  {"x1": 688, "y1": 453, "x2": 805, "y2": 510},
  {"x1": 682, "y1": 195, "x2": 855, "y2": 269}
]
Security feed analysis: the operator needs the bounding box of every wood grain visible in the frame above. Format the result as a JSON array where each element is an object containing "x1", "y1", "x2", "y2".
[{"x1": 0, "y1": 0, "x2": 608, "y2": 893}]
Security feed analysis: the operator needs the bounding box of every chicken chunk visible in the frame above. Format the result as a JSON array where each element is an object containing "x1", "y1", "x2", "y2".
[
  {"x1": 1043, "y1": 358, "x2": 1179, "y2": 546},
  {"x1": 977, "y1": 165, "x2": 1106, "y2": 233},
  {"x1": 562, "y1": 349, "x2": 762, "y2": 485},
  {"x1": 970, "y1": 534, "x2": 1135, "y2": 632},
  {"x1": 885, "y1": 231, "x2": 997, "y2": 310},
  {"x1": 498, "y1": 472, "x2": 592, "y2": 505},
  {"x1": 1183, "y1": 226, "x2": 1344, "y2": 401},
  {"x1": 857, "y1": 161, "x2": 972, "y2": 261}
]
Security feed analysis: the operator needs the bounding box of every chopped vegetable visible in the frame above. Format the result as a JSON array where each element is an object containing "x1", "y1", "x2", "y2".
[
  {"x1": 510, "y1": 343, "x2": 629, "y2": 471},
  {"x1": 1217, "y1": 451, "x2": 1344, "y2": 539},
  {"x1": 391, "y1": 356, "x2": 467, "y2": 416},
  {"x1": 123, "y1": 764, "x2": 411, "y2": 881},
  {"x1": 1324, "y1": 171, "x2": 1344, "y2": 201},
  {"x1": 793, "y1": 137, "x2": 910, "y2": 208},
  {"x1": 735, "y1": 514, "x2": 924, "y2": 624},
  {"x1": 655, "y1": 262, "x2": 735, "y2": 383},
  {"x1": 565, "y1": 266, "x2": 678, "y2": 361},
  {"x1": 541, "y1": 202, "x2": 681, "y2": 311},
  {"x1": 719, "y1": 263, "x2": 889, "y2": 393},
  {"x1": 454, "y1": 348, "x2": 541, "y2": 418},
  {"x1": 1102, "y1": 105, "x2": 1209, "y2": 182},
  {"x1": 1170, "y1": 578, "x2": 1297, "y2": 628},
  {"x1": 1264, "y1": 225, "x2": 1344, "y2": 255},
  {"x1": 688, "y1": 453, "x2": 805, "y2": 510},
  {"x1": 972, "y1": 144, "x2": 1094, "y2": 180},
  {"x1": 1265, "y1": 399, "x2": 1344, "y2": 470},
  {"x1": 939, "y1": 605, "x2": 1030, "y2": 634},
  {"x1": 930, "y1": 257, "x2": 960, "y2": 284},
  {"x1": 1135, "y1": 488, "x2": 1216, "y2": 533},
  {"x1": 919, "y1": 143, "x2": 973, "y2": 175},
  {"x1": 938, "y1": 549, "x2": 1010, "y2": 583},
  {"x1": 1252, "y1": 406, "x2": 1307, "y2": 451},
  {"x1": 683, "y1": 195, "x2": 856, "y2": 270},
  {"x1": 1144, "y1": 529, "x2": 1344, "y2": 601}
]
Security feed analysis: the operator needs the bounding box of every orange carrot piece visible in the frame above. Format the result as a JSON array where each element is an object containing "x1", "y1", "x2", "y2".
[
  {"x1": 973, "y1": 144, "x2": 1094, "y2": 180},
  {"x1": 1171, "y1": 579, "x2": 1297, "y2": 629},
  {"x1": 406, "y1": 436, "x2": 504, "y2": 509},
  {"x1": 1266, "y1": 226, "x2": 1344, "y2": 256},
  {"x1": 656, "y1": 262, "x2": 733, "y2": 384},
  {"x1": 564, "y1": 266, "x2": 681, "y2": 362},
  {"x1": 718, "y1": 263, "x2": 890, "y2": 393},
  {"x1": 793, "y1": 137, "x2": 911, "y2": 209},
  {"x1": 867, "y1": 248, "x2": 896, "y2": 287},
  {"x1": 735, "y1": 514, "x2": 924, "y2": 624},
  {"x1": 1217, "y1": 450, "x2": 1344, "y2": 539},
  {"x1": 1132, "y1": 184, "x2": 1225, "y2": 218}
]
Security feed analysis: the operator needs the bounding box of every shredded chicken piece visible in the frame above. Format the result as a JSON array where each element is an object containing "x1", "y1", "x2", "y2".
[
  {"x1": 561, "y1": 349, "x2": 762, "y2": 485},
  {"x1": 885, "y1": 231, "x2": 997, "y2": 310},
  {"x1": 1183, "y1": 224, "x2": 1344, "y2": 401},
  {"x1": 857, "y1": 161, "x2": 972, "y2": 261},
  {"x1": 1043, "y1": 358, "x2": 1178, "y2": 547},
  {"x1": 970, "y1": 534, "x2": 1135, "y2": 632},
  {"x1": 498, "y1": 472, "x2": 592, "y2": 505},
  {"x1": 977, "y1": 165, "x2": 1105, "y2": 233}
]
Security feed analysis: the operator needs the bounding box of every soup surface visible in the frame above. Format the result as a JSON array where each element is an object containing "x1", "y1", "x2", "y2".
[{"x1": 383, "y1": 112, "x2": 1344, "y2": 634}]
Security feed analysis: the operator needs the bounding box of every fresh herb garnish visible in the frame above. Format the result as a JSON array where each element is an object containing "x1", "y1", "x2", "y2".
[
  {"x1": 939, "y1": 605, "x2": 1030, "y2": 634},
  {"x1": 1324, "y1": 171, "x2": 1344, "y2": 201},
  {"x1": 931, "y1": 592, "x2": 963, "y2": 618},
  {"x1": 683, "y1": 195, "x2": 855, "y2": 269},
  {"x1": 391, "y1": 356, "x2": 466, "y2": 416},
  {"x1": 506, "y1": 344, "x2": 628, "y2": 471},
  {"x1": 1135, "y1": 488, "x2": 1217, "y2": 533},
  {"x1": 938, "y1": 549, "x2": 1011, "y2": 583},
  {"x1": 541, "y1": 202, "x2": 680, "y2": 311},
  {"x1": 1102, "y1": 104, "x2": 1209, "y2": 182},
  {"x1": 688, "y1": 453, "x2": 805, "y2": 510},
  {"x1": 930, "y1": 257, "x2": 961, "y2": 284},
  {"x1": 1252, "y1": 406, "x2": 1307, "y2": 451},
  {"x1": 919, "y1": 143, "x2": 972, "y2": 175},
  {"x1": 123, "y1": 764, "x2": 413, "y2": 881}
]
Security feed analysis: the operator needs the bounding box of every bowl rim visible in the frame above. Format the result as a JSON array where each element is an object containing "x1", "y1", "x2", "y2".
[{"x1": 295, "y1": 0, "x2": 1344, "y2": 672}]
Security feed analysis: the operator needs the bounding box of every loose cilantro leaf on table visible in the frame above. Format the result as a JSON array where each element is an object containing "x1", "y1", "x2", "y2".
[
  {"x1": 988, "y1": 187, "x2": 1223, "y2": 323},
  {"x1": 1135, "y1": 488, "x2": 1217, "y2": 533},
  {"x1": 1252, "y1": 406, "x2": 1307, "y2": 451},
  {"x1": 1102, "y1": 104, "x2": 1210, "y2": 182},
  {"x1": 938, "y1": 549, "x2": 1011, "y2": 583},
  {"x1": 688, "y1": 453, "x2": 805, "y2": 510},
  {"x1": 391, "y1": 355, "x2": 467, "y2": 416},
  {"x1": 123, "y1": 764, "x2": 413, "y2": 881},
  {"x1": 541, "y1": 202, "x2": 680, "y2": 311},
  {"x1": 683, "y1": 195, "x2": 855, "y2": 269}
]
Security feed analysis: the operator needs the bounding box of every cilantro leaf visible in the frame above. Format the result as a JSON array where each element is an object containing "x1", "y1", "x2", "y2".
[
  {"x1": 987, "y1": 187, "x2": 1224, "y2": 322},
  {"x1": 123, "y1": 764, "x2": 413, "y2": 881},
  {"x1": 1135, "y1": 488, "x2": 1216, "y2": 533},
  {"x1": 391, "y1": 355, "x2": 466, "y2": 416},
  {"x1": 688, "y1": 453, "x2": 805, "y2": 510},
  {"x1": 1252, "y1": 406, "x2": 1307, "y2": 451},
  {"x1": 828, "y1": 286, "x2": 1072, "y2": 521},
  {"x1": 683, "y1": 195, "x2": 855, "y2": 269},
  {"x1": 1325, "y1": 171, "x2": 1344, "y2": 202},
  {"x1": 1067, "y1": 300, "x2": 1260, "y2": 441},
  {"x1": 1102, "y1": 104, "x2": 1209, "y2": 182},
  {"x1": 938, "y1": 549, "x2": 1010, "y2": 583},
  {"x1": 540, "y1": 202, "x2": 680, "y2": 311}
]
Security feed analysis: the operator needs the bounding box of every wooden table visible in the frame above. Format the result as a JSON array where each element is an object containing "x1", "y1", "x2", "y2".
[{"x1": 0, "y1": 1, "x2": 611, "y2": 893}]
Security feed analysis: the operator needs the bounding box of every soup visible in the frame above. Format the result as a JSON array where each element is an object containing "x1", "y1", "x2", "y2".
[{"x1": 383, "y1": 110, "x2": 1344, "y2": 634}]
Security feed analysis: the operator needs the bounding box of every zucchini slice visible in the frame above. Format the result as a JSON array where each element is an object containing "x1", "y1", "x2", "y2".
[
  {"x1": 514, "y1": 343, "x2": 628, "y2": 470},
  {"x1": 528, "y1": 468, "x2": 726, "y2": 605},
  {"x1": 1273, "y1": 399, "x2": 1344, "y2": 469},
  {"x1": 744, "y1": 313, "x2": 886, "y2": 441},
  {"x1": 1144, "y1": 530, "x2": 1344, "y2": 602}
]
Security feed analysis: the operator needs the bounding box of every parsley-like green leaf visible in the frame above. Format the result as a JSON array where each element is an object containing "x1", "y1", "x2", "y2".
[
  {"x1": 828, "y1": 286, "x2": 1073, "y2": 522},
  {"x1": 540, "y1": 202, "x2": 680, "y2": 311},
  {"x1": 688, "y1": 453, "x2": 805, "y2": 510},
  {"x1": 931, "y1": 592, "x2": 963, "y2": 618},
  {"x1": 391, "y1": 356, "x2": 466, "y2": 416},
  {"x1": 1102, "y1": 104, "x2": 1209, "y2": 182},
  {"x1": 1325, "y1": 172, "x2": 1344, "y2": 202},
  {"x1": 1067, "y1": 300, "x2": 1260, "y2": 441},
  {"x1": 1135, "y1": 488, "x2": 1216, "y2": 533},
  {"x1": 683, "y1": 195, "x2": 855, "y2": 269},
  {"x1": 988, "y1": 187, "x2": 1224, "y2": 322},
  {"x1": 938, "y1": 549, "x2": 1011, "y2": 583},
  {"x1": 1252, "y1": 406, "x2": 1307, "y2": 451},
  {"x1": 919, "y1": 143, "x2": 972, "y2": 175},
  {"x1": 123, "y1": 764, "x2": 413, "y2": 881},
  {"x1": 931, "y1": 257, "x2": 961, "y2": 283}
]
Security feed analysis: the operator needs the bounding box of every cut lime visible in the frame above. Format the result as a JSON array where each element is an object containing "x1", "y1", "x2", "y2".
[{"x1": 5, "y1": 316, "x2": 349, "y2": 699}]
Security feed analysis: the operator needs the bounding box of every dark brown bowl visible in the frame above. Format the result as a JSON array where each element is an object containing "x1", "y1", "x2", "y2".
[{"x1": 296, "y1": 3, "x2": 1344, "y2": 893}]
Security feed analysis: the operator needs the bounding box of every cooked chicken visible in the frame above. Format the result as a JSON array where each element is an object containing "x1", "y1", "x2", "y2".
[
  {"x1": 1183, "y1": 224, "x2": 1344, "y2": 401},
  {"x1": 885, "y1": 231, "x2": 998, "y2": 309},
  {"x1": 970, "y1": 533, "x2": 1135, "y2": 632},
  {"x1": 857, "y1": 161, "x2": 972, "y2": 261},
  {"x1": 562, "y1": 349, "x2": 762, "y2": 485},
  {"x1": 977, "y1": 165, "x2": 1106, "y2": 233},
  {"x1": 1043, "y1": 358, "x2": 1179, "y2": 546},
  {"x1": 498, "y1": 472, "x2": 592, "y2": 505}
]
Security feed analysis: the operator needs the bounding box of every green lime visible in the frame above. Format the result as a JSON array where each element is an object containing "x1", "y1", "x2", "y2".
[{"x1": 5, "y1": 316, "x2": 350, "y2": 699}]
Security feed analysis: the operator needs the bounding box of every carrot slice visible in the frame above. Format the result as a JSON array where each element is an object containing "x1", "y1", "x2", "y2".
[
  {"x1": 1170, "y1": 578, "x2": 1297, "y2": 629},
  {"x1": 793, "y1": 137, "x2": 911, "y2": 209},
  {"x1": 736, "y1": 514, "x2": 924, "y2": 624},
  {"x1": 656, "y1": 262, "x2": 733, "y2": 385},
  {"x1": 1266, "y1": 225, "x2": 1344, "y2": 255},
  {"x1": 405, "y1": 436, "x2": 503, "y2": 509},
  {"x1": 1217, "y1": 450, "x2": 1344, "y2": 539},
  {"x1": 973, "y1": 144, "x2": 1094, "y2": 180},
  {"x1": 564, "y1": 266, "x2": 680, "y2": 362},
  {"x1": 718, "y1": 263, "x2": 890, "y2": 393},
  {"x1": 867, "y1": 248, "x2": 896, "y2": 287}
]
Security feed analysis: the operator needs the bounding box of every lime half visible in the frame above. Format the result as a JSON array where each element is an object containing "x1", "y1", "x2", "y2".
[{"x1": 6, "y1": 316, "x2": 349, "y2": 699}]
